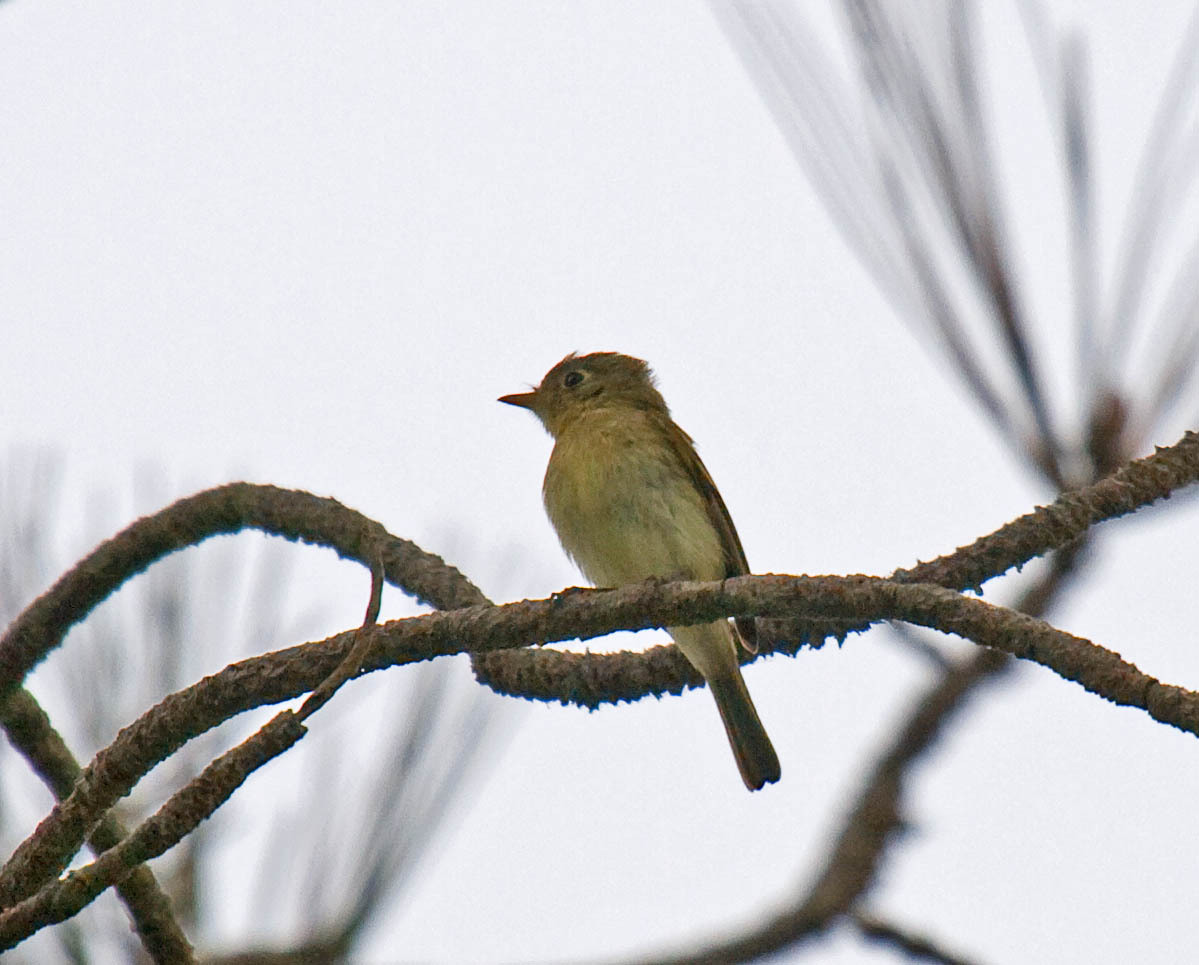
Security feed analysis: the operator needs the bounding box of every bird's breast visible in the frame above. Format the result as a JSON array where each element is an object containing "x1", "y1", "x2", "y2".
[{"x1": 542, "y1": 416, "x2": 724, "y2": 588}]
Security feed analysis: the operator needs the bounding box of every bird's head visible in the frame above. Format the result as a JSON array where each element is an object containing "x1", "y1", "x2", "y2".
[{"x1": 499, "y1": 352, "x2": 668, "y2": 436}]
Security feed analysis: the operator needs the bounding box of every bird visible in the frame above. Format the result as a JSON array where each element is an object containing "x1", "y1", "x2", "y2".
[{"x1": 499, "y1": 351, "x2": 780, "y2": 790}]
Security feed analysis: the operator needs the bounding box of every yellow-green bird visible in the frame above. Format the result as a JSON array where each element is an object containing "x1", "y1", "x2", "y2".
[{"x1": 500, "y1": 352, "x2": 780, "y2": 790}]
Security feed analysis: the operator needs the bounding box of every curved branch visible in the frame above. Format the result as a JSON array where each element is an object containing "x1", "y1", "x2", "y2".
[
  {"x1": 3, "y1": 429, "x2": 1192, "y2": 720},
  {"x1": 475, "y1": 429, "x2": 1199, "y2": 701},
  {"x1": 4, "y1": 569, "x2": 1197, "y2": 916},
  {"x1": 0, "y1": 431, "x2": 1194, "y2": 935},
  {"x1": 652, "y1": 541, "x2": 1086, "y2": 964},
  {"x1": 0, "y1": 633, "x2": 351, "y2": 910},
  {"x1": 0, "y1": 711, "x2": 307, "y2": 951},
  {"x1": 0, "y1": 689, "x2": 195, "y2": 963},
  {"x1": 0, "y1": 485, "x2": 486, "y2": 947},
  {"x1": 0, "y1": 483, "x2": 487, "y2": 700}
]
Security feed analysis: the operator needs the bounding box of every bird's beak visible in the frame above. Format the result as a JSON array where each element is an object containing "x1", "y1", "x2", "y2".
[{"x1": 498, "y1": 390, "x2": 539, "y2": 411}]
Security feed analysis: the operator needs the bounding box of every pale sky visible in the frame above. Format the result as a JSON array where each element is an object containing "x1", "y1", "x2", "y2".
[{"x1": 3, "y1": 2, "x2": 1198, "y2": 963}]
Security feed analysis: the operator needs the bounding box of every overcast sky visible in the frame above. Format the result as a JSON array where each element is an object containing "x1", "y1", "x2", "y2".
[{"x1": 3, "y1": 2, "x2": 1199, "y2": 963}]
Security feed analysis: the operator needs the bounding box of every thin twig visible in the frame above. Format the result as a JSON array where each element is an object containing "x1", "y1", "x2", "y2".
[
  {"x1": 640, "y1": 648, "x2": 1009, "y2": 965},
  {"x1": 851, "y1": 910, "x2": 981, "y2": 965},
  {"x1": 297, "y1": 553, "x2": 385, "y2": 721},
  {"x1": 1104, "y1": 5, "x2": 1199, "y2": 367}
]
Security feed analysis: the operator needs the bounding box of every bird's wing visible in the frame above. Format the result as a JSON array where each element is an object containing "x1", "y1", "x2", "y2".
[{"x1": 663, "y1": 419, "x2": 758, "y2": 653}]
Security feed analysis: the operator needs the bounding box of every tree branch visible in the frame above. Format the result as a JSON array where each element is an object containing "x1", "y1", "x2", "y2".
[
  {"x1": 474, "y1": 429, "x2": 1199, "y2": 700},
  {"x1": 0, "y1": 431, "x2": 1194, "y2": 939},
  {"x1": 0, "y1": 483, "x2": 487, "y2": 700},
  {"x1": 0, "y1": 486, "x2": 485, "y2": 951},
  {"x1": 0, "y1": 711, "x2": 306, "y2": 951},
  {"x1": 0, "y1": 689, "x2": 195, "y2": 963},
  {"x1": 641, "y1": 648, "x2": 1009, "y2": 965},
  {"x1": 851, "y1": 910, "x2": 981, "y2": 965},
  {"x1": 4, "y1": 564, "x2": 1197, "y2": 920},
  {"x1": 655, "y1": 539, "x2": 1087, "y2": 963}
]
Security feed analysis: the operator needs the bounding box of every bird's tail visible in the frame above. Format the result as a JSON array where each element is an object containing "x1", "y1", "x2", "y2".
[{"x1": 708, "y1": 669, "x2": 781, "y2": 791}]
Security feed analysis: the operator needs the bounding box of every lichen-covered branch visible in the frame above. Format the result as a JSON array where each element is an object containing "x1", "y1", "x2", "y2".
[
  {"x1": 1, "y1": 431, "x2": 1195, "y2": 945},
  {"x1": 0, "y1": 689, "x2": 195, "y2": 963},
  {"x1": 648, "y1": 541, "x2": 1084, "y2": 965},
  {"x1": 0, "y1": 483, "x2": 487, "y2": 700},
  {"x1": 474, "y1": 430, "x2": 1199, "y2": 701},
  {"x1": 4, "y1": 566, "x2": 1197, "y2": 919},
  {"x1": 0, "y1": 711, "x2": 306, "y2": 951}
]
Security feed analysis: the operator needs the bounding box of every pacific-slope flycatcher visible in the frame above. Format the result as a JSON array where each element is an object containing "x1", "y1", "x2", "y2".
[{"x1": 500, "y1": 352, "x2": 780, "y2": 790}]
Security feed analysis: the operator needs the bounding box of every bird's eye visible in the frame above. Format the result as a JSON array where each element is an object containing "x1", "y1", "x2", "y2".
[{"x1": 563, "y1": 371, "x2": 584, "y2": 388}]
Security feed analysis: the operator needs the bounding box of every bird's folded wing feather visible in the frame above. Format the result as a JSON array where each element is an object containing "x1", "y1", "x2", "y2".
[{"x1": 663, "y1": 420, "x2": 758, "y2": 652}]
